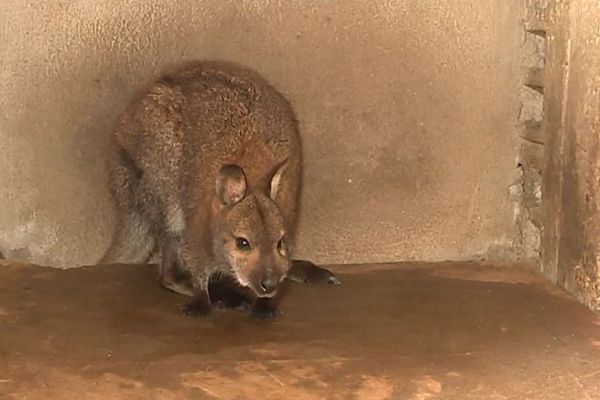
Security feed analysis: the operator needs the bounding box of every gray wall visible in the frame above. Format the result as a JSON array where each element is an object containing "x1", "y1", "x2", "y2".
[{"x1": 0, "y1": 0, "x2": 524, "y2": 267}]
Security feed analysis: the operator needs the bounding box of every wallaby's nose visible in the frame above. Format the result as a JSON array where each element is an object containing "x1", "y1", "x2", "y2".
[{"x1": 259, "y1": 276, "x2": 278, "y2": 294}]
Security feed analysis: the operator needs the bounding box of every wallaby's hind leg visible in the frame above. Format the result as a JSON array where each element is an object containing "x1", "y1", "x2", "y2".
[
  {"x1": 158, "y1": 235, "x2": 194, "y2": 297},
  {"x1": 288, "y1": 260, "x2": 341, "y2": 285},
  {"x1": 100, "y1": 147, "x2": 156, "y2": 265},
  {"x1": 101, "y1": 211, "x2": 155, "y2": 264}
]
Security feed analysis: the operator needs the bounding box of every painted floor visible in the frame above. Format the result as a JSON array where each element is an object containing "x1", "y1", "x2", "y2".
[{"x1": 1, "y1": 261, "x2": 600, "y2": 399}]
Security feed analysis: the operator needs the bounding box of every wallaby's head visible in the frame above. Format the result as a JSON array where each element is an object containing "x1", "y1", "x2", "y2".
[{"x1": 211, "y1": 162, "x2": 291, "y2": 298}]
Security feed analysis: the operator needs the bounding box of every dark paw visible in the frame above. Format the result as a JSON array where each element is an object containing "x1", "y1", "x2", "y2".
[
  {"x1": 250, "y1": 305, "x2": 279, "y2": 319},
  {"x1": 181, "y1": 298, "x2": 211, "y2": 317},
  {"x1": 288, "y1": 260, "x2": 342, "y2": 285},
  {"x1": 209, "y1": 277, "x2": 252, "y2": 311},
  {"x1": 213, "y1": 296, "x2": 251, "y2": 311},
  {"x1": 250, "y1": 299, "x2": 279, "y2": 319}
]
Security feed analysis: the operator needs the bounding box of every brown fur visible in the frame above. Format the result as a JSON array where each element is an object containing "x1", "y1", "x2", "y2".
[{"x1": 100, "y1": 61, "x2": 337, "y2": 318}]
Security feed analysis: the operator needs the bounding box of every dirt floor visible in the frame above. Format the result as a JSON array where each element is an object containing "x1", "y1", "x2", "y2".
[{"x1": 1, "y1": 261, "x2": 600, "y2": 399}]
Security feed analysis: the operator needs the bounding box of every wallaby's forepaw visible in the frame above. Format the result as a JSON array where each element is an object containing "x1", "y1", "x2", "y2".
[
  {"x1": 250, "y1": 298, "x2": 279, "y2": 319},
  {"x1": 250, "y1": 306, "x2": 279, "y2": 319},
  {"x1": 209, "y1": 276, "x2": 252, "y2": 311},
  {"x1": 213, "y1": 292, "x2": 251, "y2": 311},
  {"x1": 181, "y1": 297, "x2": 211, "y2": 317},
  {"x1": 288, "y1": 260, "x2": 342, "y2": 285}
]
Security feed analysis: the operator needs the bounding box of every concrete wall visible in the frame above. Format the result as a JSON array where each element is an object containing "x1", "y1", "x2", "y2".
[
  {"x1": 0, "y1": 1, "x2": 525, "y2": 268},
  {"x1": 540, "y1": 0, "x2": 600, "y2": 310}
]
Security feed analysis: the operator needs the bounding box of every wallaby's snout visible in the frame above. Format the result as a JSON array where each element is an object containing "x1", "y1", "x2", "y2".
[
  {"x1": 254, "y1": 268, "x2": 284, "y2": 297},
  {"x1": 225, "y1": 239, "x2": 289, "y2": 298},
  {"x1": 259, "y1": 274, "x2": 280, "y2": 294}
]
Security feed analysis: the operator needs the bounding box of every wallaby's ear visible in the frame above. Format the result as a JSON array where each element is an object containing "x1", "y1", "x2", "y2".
[
  {"x1": 257, "y1": 158, "x2": 287, "y2": 200},
  {"x1": 269, "y1": 159, "x2": 287, "y2": 200},
  {"x1": 216, "y1": 164, "x2": 247, "y2": 205}
]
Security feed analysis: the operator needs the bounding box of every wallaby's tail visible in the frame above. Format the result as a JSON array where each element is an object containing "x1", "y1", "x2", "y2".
[{"x1": 99, "y1": 212, "x2": 156, "y2": 265}]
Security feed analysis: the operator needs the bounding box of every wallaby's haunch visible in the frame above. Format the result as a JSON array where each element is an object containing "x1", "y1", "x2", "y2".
[{"x1": 100, "y1": 61, "x2": 339, "y2": 318}]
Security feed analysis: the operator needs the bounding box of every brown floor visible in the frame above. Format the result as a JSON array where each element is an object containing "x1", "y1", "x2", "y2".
[{"x1": 1, "y1": 261, "x2": 600, "y2": 399}]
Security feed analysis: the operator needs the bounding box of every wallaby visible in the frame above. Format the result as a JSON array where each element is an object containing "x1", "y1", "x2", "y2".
[{"x1": 100, "y1": 60, "x2": 339, "y2": 318}]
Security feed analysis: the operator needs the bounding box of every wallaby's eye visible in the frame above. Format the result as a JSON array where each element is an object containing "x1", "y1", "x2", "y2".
[{"x1": 235, "y1": 237, "x2": 251, "y2": 251}]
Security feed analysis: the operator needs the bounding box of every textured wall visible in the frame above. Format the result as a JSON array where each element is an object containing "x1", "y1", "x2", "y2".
[
  {"x1": 541, "y1": 0, "x2": 600, "y2": 310},
  {"x1": 0, "y1": 0, "x2": 524, "y2": 268}
]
